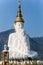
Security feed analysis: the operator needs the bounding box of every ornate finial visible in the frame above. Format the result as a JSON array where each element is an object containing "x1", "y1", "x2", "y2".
[
  {"x1": 4, "y1": 44, "x2": 7, "y2": 50},
  {"x1": 18, "y1": 0, "x2": 20, "y2": 6},
  {"x1": 4, "y1": 44, "x2": 8, "y2": 50},
  {"x1": 17, "y1": 0, "x2": 21, "y2": 17},
  {"x1": 14, "y1": 0, "x2": 24, "y2": 24}
]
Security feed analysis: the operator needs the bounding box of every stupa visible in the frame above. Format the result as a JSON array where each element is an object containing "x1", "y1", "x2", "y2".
[{"x1": 8, "y1": 0, "x2": 38, "y2": 60}]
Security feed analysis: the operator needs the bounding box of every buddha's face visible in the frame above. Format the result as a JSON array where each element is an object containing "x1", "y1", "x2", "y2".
[{"x1": 14, "y1": 22, "x2": 24, "y2": 31}]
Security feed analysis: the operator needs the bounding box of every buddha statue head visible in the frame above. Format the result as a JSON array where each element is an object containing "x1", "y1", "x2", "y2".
[{"x1": 13, "y1": 0, "x2": 24, "y2": 32}]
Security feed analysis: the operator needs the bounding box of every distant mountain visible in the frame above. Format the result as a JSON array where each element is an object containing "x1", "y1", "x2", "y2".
[{"x1": 0, "y1": 29, "x2": 43, "y2": 60}]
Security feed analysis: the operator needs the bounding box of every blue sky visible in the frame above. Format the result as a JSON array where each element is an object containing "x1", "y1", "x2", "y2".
[{"x1": 0, "y1": 0, "x2": 43, "y2": 37}]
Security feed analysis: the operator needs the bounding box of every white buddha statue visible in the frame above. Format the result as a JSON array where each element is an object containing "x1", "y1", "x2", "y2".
[{"x1": 8, "y1": 0, "x2": 38, "y2": 59}]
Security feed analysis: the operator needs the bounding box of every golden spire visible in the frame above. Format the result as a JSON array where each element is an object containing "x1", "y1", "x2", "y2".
[{"x1": 14, "y1": 0, "x2": 24, "y2": 24}]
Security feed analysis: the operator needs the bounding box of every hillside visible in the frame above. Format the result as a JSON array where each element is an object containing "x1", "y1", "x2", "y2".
[{"x1": 0, "y1": 29, "x2": 43, "y2": 60}]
